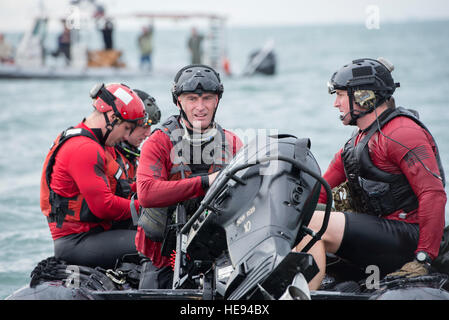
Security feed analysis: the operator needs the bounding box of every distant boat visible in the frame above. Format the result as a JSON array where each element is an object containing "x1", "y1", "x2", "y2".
[
  {"x1": 0, "y1": 0, "x2": 229, "y2": 80},
  {"x1": 242, "y1": 39, "x2": 276, "y2": 76},
  {"x1": 0, "y1": 62, "x2": 153, "y2": 80}
]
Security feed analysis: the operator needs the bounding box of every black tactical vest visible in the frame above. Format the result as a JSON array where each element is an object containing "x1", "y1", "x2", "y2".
[
  {"x1": 341, "y1": 107, "x2": 445, "y2": 217},
  {"x1": 159, "y1": 115, "x2": 230, "y2": 178}
]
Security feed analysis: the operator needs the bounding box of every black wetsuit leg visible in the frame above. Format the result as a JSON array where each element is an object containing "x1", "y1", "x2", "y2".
[
  {"x1": 54, "y1": 228, "x2": 137, "y2": 269},
  {"x1": 335, "y1": 212, "x2": 419, "y2": 276}
]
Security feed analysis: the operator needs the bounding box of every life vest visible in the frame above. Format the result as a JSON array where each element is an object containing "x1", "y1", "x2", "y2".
[
  {"x1": 341, "y1": 107, "x2": 445, "y2": 217},
  {"x1": 41, "y1": 127, "x2": 104, "y2": 228},
  {"x1": 105, "y1": 147, "x2": 132, "y2": 199},
  {"x1": 160, "y1": 115, "x2": 231, "y2": 181},
  {"x1": 137, "y1": 115, "x2": 233, "y2": 244}
]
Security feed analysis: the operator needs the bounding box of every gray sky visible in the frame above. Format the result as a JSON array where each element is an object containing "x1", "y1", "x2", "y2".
[{"x1": 1, "y1": 0, "x2": 449, "y2": 32}]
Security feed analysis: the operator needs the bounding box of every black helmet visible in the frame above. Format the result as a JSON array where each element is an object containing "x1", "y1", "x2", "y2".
[
  {"x1": 171, "y1": 64, "x2": 224, "y2": 105},
  {"x1": 328, "y1": 58, "x2": 399, "y2": 99},
  {"x1": 328, "y1": 57, "x2": 400, "y2": 125},
  {"x1": 133, "y1": 89, "x2": 161, "y2": 126}
]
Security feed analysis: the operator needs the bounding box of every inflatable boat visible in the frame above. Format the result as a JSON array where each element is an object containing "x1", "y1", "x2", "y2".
[{"x1": 7, "y1": 135, "x2": 449, "y2": 300}]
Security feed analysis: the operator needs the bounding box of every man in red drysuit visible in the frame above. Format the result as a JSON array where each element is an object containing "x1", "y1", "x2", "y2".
[
  {"x1": 295, "y1": 58, "x2": 446, "y2": 290},
  {"x1": 40, "y1": 83, "x2": 147, "y2": 269},
  {"x1": 134, "y1": 65, "x2": 242, "y2": 288}
]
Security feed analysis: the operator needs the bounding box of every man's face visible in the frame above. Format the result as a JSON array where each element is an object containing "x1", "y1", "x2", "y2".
[
  {"x1": 178, "y1": 92, "x2": 218, "y2": 131},
  {"x1": 105, "y1": 118, "x2": 135, "y2": 146},
  {"x1": 333, "y1": 89, "x2": 364, "y2": 126},
  {"x1": 126, "y1": 125, "x2": 152, "y2": 147}
]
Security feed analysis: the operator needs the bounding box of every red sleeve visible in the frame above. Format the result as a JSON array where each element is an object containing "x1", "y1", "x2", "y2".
[
  {"x1": 66, "y1": 140, "x2": 133, "y2": 221},
  {"x1": 135, "y1": 129, "x2": 243, "y2": 266},
  {"x1": 136, "y1": 130, "x2": 205, "y2": 208},
  {"x1": 318, "y1": 148, "x2": 347, "y2": 204},
  {"x1": 382, "y1": 119, "x2": 446, "y2": 259}
]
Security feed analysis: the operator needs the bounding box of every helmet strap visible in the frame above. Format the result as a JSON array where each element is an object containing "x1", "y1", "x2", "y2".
[
  {"x1": 102, "y1": 112, "x2": 119, "y2": 145},
  {"x1": 178, "y1": 102, "x2": 195, "y2": 129},
  {"x1": 349, "y1": 93, "x2": 390, "y2": 126},
  {"x1": 347, "y1": 91, "x2": 359, "y2": 126},
  {"x1": 211, "y1": 98, "x2": 220, "y2": 123},
  {"x1": 347, "y1": 89, "x2": 378, "y2": 126}
]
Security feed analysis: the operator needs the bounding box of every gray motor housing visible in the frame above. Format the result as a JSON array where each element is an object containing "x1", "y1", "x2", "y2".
[{"x1": 185, "y1": 134, "x2": 321, "y2": 299}]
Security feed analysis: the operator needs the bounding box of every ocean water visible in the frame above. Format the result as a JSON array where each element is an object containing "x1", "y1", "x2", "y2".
[{"x1": 1, "y1": 20, "x2": 449, "y2": 299}]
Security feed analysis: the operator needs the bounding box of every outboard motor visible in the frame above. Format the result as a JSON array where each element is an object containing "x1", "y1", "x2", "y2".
[
  {"x1": 279, "y1": 273, "x2": 311, "y2": 300},
  {"x1": 181, "y1": 134, "x2": 330, "y2": 299}
]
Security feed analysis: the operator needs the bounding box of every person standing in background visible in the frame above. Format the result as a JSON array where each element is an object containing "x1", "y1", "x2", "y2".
[
  {"x1": 94, "y1": 5, "x2": 114, "y2": 50},
  {"x1": 187, "y1": 27, "x2": 204, "y2": 64},
  {"x1": 138, "y1": 25, "x2": 154, "y2": 71},
  {"x1": 101, "y1": 18, "x2": 114, "y2": 50},
  {"x1": 51, "y1": 21, "x2": 71, "y2": 65},
  {"x1": 0, "y1": 33, "x2": 14, "y2": 63}
]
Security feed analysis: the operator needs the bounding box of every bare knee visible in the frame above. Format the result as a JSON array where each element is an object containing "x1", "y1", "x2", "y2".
[{"x1": 305, "y1": 210, "x2": 345, "y2": 253}]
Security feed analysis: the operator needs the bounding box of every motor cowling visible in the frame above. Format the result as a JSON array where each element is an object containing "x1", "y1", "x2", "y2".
[{"x1": 185, "y1": 134, "x2": 321, "y2": 299}]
